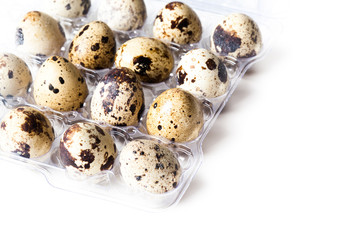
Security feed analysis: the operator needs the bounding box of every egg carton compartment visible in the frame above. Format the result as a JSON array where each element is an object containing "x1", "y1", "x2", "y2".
[{"x1": 0, "y1": 0, "x2": 280, "y2": 210}]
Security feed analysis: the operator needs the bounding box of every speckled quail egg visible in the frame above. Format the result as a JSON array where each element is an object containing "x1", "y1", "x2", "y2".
[
  {"x1": 91, "y1": 68, "x2": 144, "y2": 126},
  {"x1": 120, "y1": 139, "x2": 181, "y2": 194},
  {"x1": 0, "y1": 106, "x2": 54, "y2": 159},
  {"x1": 0, "y1": 53, "x2": 32, "y2": 97},
  {"x1": 115, "y1": 37, "x2": 174, "y2": 83},
  {"x1": 153, "y1": 1, "x2": 202, "y2": 45},
  {"x1": 176, "y1": 48, "x2": 229, "y2": 98},
  {"x1": 16, "y1": 11, "x2": 66, "y2": 58},
  {"x1": 210, "y1": 13, "x2": 262, "y2": 58},
  {"x1": 33, "y1": 56, "x2": 88, "y2": 112},
  {"x1": 146, "y1": 88, "x2": 204, "y2": 142},
  {"x1": 98, "y1": 0, "x2": 146, "y2": 31},
  {"x1": 69, "y1": 21, "x2": 116, "y2": 70},
  {"x1": 47, "y1": 0, "x2": 91, "y2": 19},
  {"x1": 60, "y1": 122, "x2": 117, "y2": 176}
]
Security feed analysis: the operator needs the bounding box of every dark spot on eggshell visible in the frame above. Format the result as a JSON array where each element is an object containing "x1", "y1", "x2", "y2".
[
  {"x1": 79, "y1": 25, "x2": 89, "y2": 37},
  {"x1": 65, "y1": 3, "x2": 71, "y2": 10},
  {"x1": 165, "y1": 2, "x2": 182, "y2": 10},
  {"x1": 80, "y1": 149, "x2": 95, "y2": 169},
  {"x1": 158, "y1": 125, "x2": 162, "y2": 130},
  {"x1": 1, "y1": 122, "x2": 6, "y2": 130},
  {"x1": 101, "y1": 36, "x2": 109, "y2": 43},
  {"x1": 20, "y1": 110, "x2": 49, "y2": 136},
  {"x1": 213, "y1": 25, "x2": 242, "y2": 54},
  {"x1": 81, "y1": 0, "x2": 91, "y2": 15},
  {"x1": 173, "y1": 182, "x2": 178, "y2": 188},
  {"x1": 130, "y1": 104, "x2": 136, "y2": 115},
  {"x1": 176, "y1": 18, "x2": 189, "y2": 32},
  {"x1": 135, "y1": 176, "x2": 142, "y2": 181},
  {"x1": 16, "y1": 28, "x2": 24, "y2": 45},
  {"x1": 69, "y1": 41, "x2": 74, "y2": 52},
  {"x1": 133, "y1": 56, "x2": 152, "y2": 76},
  {"x1": 52, "y1": 56, "x2": 58, "y2": 61},
  {"x1": 59, "y1": 77, "x2": 65, "y2": 84},
  {"x1": 101, "y1": 155, "x2": 114, "y2": 171},
  {"x1": 13, "y1": 142, "x2": 31, "y2": 158},
  {"x1": 156, "y1": 13, "x2": 163, "y2": 22},
  {"x1": 89, "y1": 134, "x2": 101, "y2": 149},
  {"x1": 60, "y1": 141, "x2": 78, "y2": 168},
  {"x1": 171, "y1": 16, "x2": 183, "y2": 29},
  {"x1": 155, "y1": 162, "x2": 164, "y2": 170},
  {"x1": 8, "y1": 70, "x2": 13, "y2": 79},
  {"x1": 176, "y1": 66, "x2": 187, "y2": 85},
  {"x1": 95, "y1": 125, "x2": 105, "y2": 136},
  {"x1": 218, "y1": 61, "x2": 227, "y2": 83},
  {"x1": 243, "y1": 50, "x2": 257, "y2": 58},
  {"x1": 91, "y1": 43, "x2": 100, "y2": 51},
  {"x1": 153, "y1": 103, "x2": 157, "y2": 109},
  {"x1": 206, "y1": 59, "x2": 217, "y2": 70}
]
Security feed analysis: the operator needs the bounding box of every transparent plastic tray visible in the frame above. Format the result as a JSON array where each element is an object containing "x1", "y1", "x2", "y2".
[{"x1": 0, "y1": 0, "x2": 280, "y2": 211}]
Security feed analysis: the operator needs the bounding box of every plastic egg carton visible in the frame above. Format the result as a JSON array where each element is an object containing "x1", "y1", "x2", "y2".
[{"x1": 0, "y1": 0, "x2": 280, "y2": 210}]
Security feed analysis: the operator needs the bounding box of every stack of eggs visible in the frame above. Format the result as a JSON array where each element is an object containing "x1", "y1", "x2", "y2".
[{"x1": 0, "y1": 0, "x2": 262, "y2": 194}]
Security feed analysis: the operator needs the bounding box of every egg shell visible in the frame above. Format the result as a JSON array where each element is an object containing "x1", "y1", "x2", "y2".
[
  {"x1": 16, "y1": 11, "x2": 66, "y2": 57},
  {"x1": 210, "y1": 13, "x2": 262, "y2": 58},
  {"x1": 176, "y1": 48, "x2": 229, "y2": 98},
  {"x1": 115, "y1": 37, "x2": 174, "y2": 83},
  {"x1": 48, "y1": 0, "x2": 91, "y2": 19},
  {"x1": 60, "y1": 122, "x2": 117, "y2": 176},
  {"x1": 69, "y1": 21, "x2": 116, "y2": 70},
  {"x1": 0, "y1": 53, "x2": 32, "y2": 97},
  {"x1": 0, "y1": 106, "x2": 54, "y2": 159},
  {"x1": 153, "y1": 1, "x2": 202, "y2": 45},
  {"x1": 120, "y1": 139, "x2": 181, "y2": 194},
  {"x1": 91, "y1": 68, "x2": 145, "y2": 127},
  {"x1": 146, "y1": 88, "x2": 204, "y2": 142},
  {"x1": 97, "y1": 0, "x2": 146, "y2": 31},
  {"x1": 33, "y1": 56, "x2": 88, "y2": 112}
]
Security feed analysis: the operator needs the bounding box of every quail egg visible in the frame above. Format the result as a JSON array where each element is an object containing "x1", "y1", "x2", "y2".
[
  {"x1": 69, "y1": 21, "x2": 116, "y2": 70},
  {"x1": 91, "y1": 68, "x2": 145, "y2": 127},
  {"x1": 146, "y1": 88, "x2": 204, "y2": 142},
  {"x1": 33, "y1": 56, "x2": 88, "y2": 112},
  {"x1": 176, "y1": 48, "x2": 229, "y2": 98},
  {"x1": 0, "y1": 53, "x2": 32, "y2": 97},
  {"x1": 0, "y1": 106, "x2": 55, "y2": 159},
  {"x1": 16, "y1": 11, "x2": 66, "y2": 58},
  {"x1": 153, "y1": 1, "x2": 202, "y2": 45},
  {"x1": 47, "y1": 0, "x2": 91, "y2": 19},
  {"x1": 115, "y1": 37, "x2": 174, "y2": 83},
  {"x1": 98, "y1": 0, "x2": 146, "y2": 31},
  {"x1": 210, "y1": 13, "x2": 262, "y2": 58},
  {"x1": 120, "y1": 139, "x2": 181, "y2": 194},
  {"x1": 60, "y1": 122, "x2": 117, "y2": 176}
]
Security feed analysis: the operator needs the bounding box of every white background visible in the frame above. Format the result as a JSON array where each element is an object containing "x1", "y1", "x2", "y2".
[{"x1": 0, "y1": 0, "x2": 360, "y2": 239}]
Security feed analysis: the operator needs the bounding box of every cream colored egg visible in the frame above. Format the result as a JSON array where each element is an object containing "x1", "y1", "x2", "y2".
[
  {"x1": 146, "y1": 88, "x2": 204, "y2": 142},
  {"x1": 33, "y1": 56, "x2": 88, "y2": 112},
  {"x1": 0, "y1": 53, "x2": 32, "y2": 97},
  {"x1": 115, "y1": 37, "x2": 174, "y2": 83},
  {"x1": 16, "y1": 11, "x2": 66, "y2": 57},
  {"x1": 98, "y1": 0, "x2": 146, "y2": 31},
  {"x1": 91, "y1": 68, "x2": 145, "y2": 126},
  {"x1": 60, "y1": 122, "x2": 117, "y2": 176},
  {"x1": 153, "y1": 2, "x2": 202, "y2": 45},
  {"x1": 176, "y1": 48, "x2": 229, "y2": 98},
  {"x1": 69, "y1": 21, "x2": 116, "y2": 70},
  {"x1": 120, "y1": 139, "x2": 181, "y2": 194},
  {"x1": 0, "y1": 106, "x2": 54, "y2": 158},
  {"x1": 47, "y1": 0, "x2": 91, "y2": 19},
  {"x1": 210, "y1": 13, "x2": 262, "y2": 58}
]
